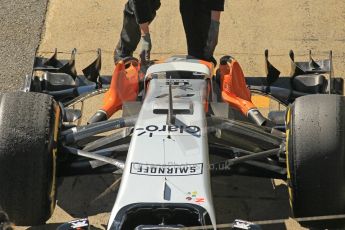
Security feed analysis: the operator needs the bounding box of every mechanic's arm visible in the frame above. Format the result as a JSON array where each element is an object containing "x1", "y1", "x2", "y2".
[
  {"x1": 139, "y1": 22, "x2": 150, "y2": 35},
  {"x1": 211, "y1": 10, "x2": 221, "y2": 22},
  {"x1": 0, "y1": 211, "x2": 13, "y2": 230},
  {"x1": 204, "y1": 0, "x2": 225, "y2": 59},
  {"x1": 132, "y1": 0, "x2": 153, "y2": 63},
  {"x1": 139, "y1": 22, "x2": 152, "y2": 63}
]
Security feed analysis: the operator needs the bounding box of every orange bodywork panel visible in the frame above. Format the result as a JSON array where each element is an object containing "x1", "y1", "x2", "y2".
[
  {"x1": 199, "y1": 60, "x2": 214, "y2": 75},
  {"x1": 219, "y1": 59, "x2": 257, "y2": 115},
  {"x1": 198, "y1": 60, "x2": 214, "y2": 113},
  {"x1": 101, "y1": 61, "x2": 140, "y2": 118}
]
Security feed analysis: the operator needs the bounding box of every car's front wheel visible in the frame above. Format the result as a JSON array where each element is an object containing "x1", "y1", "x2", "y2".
[
  {"x1": 286, "y1": 94, "x2": 345, "y2": 229},
  {"x1": 0, "y1": 92, "x2": 60, "y2": 225}
]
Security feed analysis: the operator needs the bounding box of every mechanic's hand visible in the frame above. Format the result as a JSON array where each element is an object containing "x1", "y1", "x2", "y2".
[
  {"x1": 0, "y1": 211, "x2": 13, "y2": 230},
  {"x1": 139, "y1": 33, "x2": 152, "y2": 65},
  {"x1": 204, "y1": 19, "x2": 220, "y2": 60}
]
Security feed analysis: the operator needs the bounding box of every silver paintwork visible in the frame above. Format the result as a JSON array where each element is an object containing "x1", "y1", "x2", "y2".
[
  {"x1": 145, "y1": 61, "x2": 210, "y2": 77},
  {"x1": 107, "y1": 58, "x2": 216, "y2": 229}
]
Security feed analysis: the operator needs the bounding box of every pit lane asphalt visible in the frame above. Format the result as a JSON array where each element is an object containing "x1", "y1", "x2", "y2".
[
  {"x1": 0, "y1": 0, "x2": 48, "y2": 92},
  {"x1": 8, "y1": 0, "x2": 345, "y2": 229}
]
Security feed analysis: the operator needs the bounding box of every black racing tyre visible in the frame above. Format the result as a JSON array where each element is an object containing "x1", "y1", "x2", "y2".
[
  {"x1": 286, "y1": 94, "x2": 345, "y2": 229},
  {"x1": 0, "y1": 92, "x2": 60, "y2": 225}
]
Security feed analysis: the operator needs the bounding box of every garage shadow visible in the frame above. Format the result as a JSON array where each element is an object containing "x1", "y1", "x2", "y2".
[
  {"x1": 56, "y1": 174, "x2": 121, "y2": 218},
  {"x1": 212, "y1": 176, "x2": 291, "y2": 230}
]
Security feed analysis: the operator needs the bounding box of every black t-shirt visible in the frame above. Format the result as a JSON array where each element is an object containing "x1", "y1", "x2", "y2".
[
  {"x1": 131, "y1": 0, "x2": 225, "y2": 24},
  {"x1": 129, "y1": 0, "x2": 161, "y2": 24},
  {"x1": 209, "y1": 0, "x2": 225, "y2": 11}
]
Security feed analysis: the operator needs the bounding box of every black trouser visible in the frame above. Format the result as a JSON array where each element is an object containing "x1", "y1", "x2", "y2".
[
  {"x1": 114, "y1": 0, "x2": 160, "y2": 61},
  {"x1": 115, "y1": 0, "x2": 212, "y2": 61},
  {"x1": 179, "y1": 0, "x2": 211, "y2": 60}
]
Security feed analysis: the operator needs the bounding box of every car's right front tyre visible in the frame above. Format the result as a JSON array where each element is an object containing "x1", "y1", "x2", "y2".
[
  {"x1": 0, "y1": 92, "x2": 59, "y2": 226},
  {"x1": 286, "y1": 94, "x2": 345, "y2": 229}
]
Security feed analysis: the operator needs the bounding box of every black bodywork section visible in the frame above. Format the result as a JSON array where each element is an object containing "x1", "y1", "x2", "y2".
[{"x1": 110, "y1": 203, "x2": 212, "y2": 230}]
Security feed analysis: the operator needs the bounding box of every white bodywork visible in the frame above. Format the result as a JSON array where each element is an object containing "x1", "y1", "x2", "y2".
[{"x1": 108, "y1": 58, "x2": 216, "y2": 229}]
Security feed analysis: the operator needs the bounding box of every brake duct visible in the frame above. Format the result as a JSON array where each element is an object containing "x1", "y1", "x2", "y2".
[
  {"x1": 219, "y1": 56, "x2": 268, "y2": 126},
  {"x1": 89, "y1": 56, "x2": 269, "y2": 126},
  {"x1": 88, "y1": 60, "x2": 140, "y2": 123}
]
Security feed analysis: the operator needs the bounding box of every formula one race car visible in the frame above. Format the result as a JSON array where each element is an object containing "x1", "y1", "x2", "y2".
[{"x1": 0, "y1": 49, "x2": 344, "y2": 230}]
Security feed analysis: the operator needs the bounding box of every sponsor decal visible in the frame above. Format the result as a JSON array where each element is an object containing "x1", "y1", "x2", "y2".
[
  {"x1": 195, "y1": 197, "x2": 205, "y2": 203},
  {"x1": 70, "y1": 218, "x2": 89, "y2": 229},
  {"x1": 191, "y1": 191, "x2": 197, "y2": 197},
  {"x1": 185, "y1": 191, "x2": 205, "y2": 203},
  {"x1": 130, "y1": 163, "x2": 203, "y2": 176},
  {"x1": 165, "y1": 79, "x2": 190, "y2": 86},
  {"x1": 161, "y1": 80, "x2": 193, "y2": 90},
  {"x1": 136, "y1": 125, "x2": 201, "y2": 137}
]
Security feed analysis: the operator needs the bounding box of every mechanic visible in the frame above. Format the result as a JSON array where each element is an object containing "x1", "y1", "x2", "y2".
[
  {"x1": 114, "y1": 0, "x2": 161, "y2": 65},
  {"x1": 114, "y1": 0, "x2": 225, "y2": 64}
]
